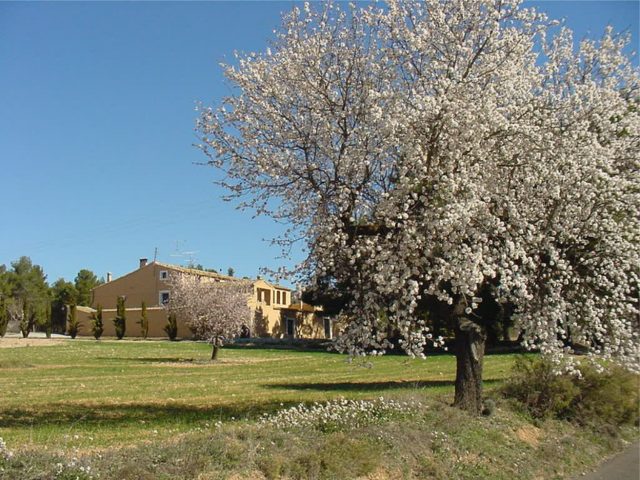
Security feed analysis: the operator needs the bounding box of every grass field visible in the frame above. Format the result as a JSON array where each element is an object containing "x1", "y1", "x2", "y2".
[
  {"x1": 0, "y1": 338, "x2": 513, "y2": 449},
  {"x1": 0, "y1": 338, "x2": 636, "y2": 479}
]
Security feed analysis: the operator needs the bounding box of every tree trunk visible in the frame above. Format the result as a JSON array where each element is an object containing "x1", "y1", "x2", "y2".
[
  {"x1": 452, "y1": 299, "x2": 486, "y2": 414},
  {"x1": 211, "y1": 345, "x2": 220, "y2": 361}
]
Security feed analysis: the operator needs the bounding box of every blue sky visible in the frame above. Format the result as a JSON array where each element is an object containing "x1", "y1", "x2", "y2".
[{"x1": 0, "y1": 1, "x2": 638, "y2": 286}]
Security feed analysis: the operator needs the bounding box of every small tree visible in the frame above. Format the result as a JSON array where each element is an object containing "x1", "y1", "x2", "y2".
[
  {"x1": 167, "y1": 273, "x2": 251, "y2": 360},
  {"x1": 113, "y1": 296, "x2": 126, "y2": 340},
  {"x1": 227, "y1": 267, "x2": 235, "y2": 277},
  {"x1": 67, "y1": 304, "x2": 79, "y2": 339},
  {"x1": 164, "y1": 312, "x2": 178, "y2": 341},
  {"x1": 137, "y1": 301, "x2": 149, "y2": 339},
  {"x1": 91, "y1": 304, "x2": 104, "y2": 340},
  {"x1": 50, "y1": 279, "x2": 78, "y2": 334}
]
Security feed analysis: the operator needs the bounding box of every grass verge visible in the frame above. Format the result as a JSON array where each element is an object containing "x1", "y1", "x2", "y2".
[{"x1": 0, "y1": 339, "x2": 637, "y2": 479}]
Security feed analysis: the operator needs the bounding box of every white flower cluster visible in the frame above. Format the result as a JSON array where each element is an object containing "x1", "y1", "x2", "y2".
[
  {"x1": 199, "y1": 0, "x2": 639, "y2": 370},
  {"x1": 261, "y1": 397, "x2": 421, "y2": 431},
  {"x1": 0, "y1": 437, "x2": 13, "y2": 461},
  {"x1": 54, "y1": 457, "x2": 94, "y2": 479}
]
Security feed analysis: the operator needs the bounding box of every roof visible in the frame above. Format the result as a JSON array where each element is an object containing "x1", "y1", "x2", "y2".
[
  {"x1": 154, "y1": 262, "x2": 238, "y2": 282},
  {"x1": 283, "y1": 301, "x2": 317, "y2": 313},
  {"x1": 253, "y1": 277, "x2": 291, "y2": 292},
  {"x1": 92, "y1": 261, "x2": 291, "y2": 291}
]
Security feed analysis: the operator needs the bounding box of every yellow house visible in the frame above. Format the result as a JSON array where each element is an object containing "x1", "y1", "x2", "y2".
[{"x1": 74, "y1": 259, "x2": 332, "y2": 340}]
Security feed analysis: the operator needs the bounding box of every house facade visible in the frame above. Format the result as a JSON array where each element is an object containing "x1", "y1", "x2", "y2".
[{"x1": 74, "y1": 259, "x2": 331, "y2": 340}]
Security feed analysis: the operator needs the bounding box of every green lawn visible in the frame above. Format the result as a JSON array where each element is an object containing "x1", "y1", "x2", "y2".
[{"x1": 0, "y1": 338, "x2": 515, "y2": 450}]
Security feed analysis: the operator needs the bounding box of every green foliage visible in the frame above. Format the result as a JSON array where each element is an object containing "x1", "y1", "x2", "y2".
[
  {"x1": 114, "y1": 297, "x2": 126, "y2": 340},
  {"x1": 91, "y1": 304, "x2": 104, "y2": 340},
  {"x1": 137, "y1": 301, "x2": 148, "y2": 339},
  {"x1": 3, "y1": 257, "x2": 50, "y2": 334},
  {"x1": 164, "y1": 312, "x2": 178, "y2": 340},
  {"x1": 502, "y1": 356, "x2": 640, "y2": 427},
  {"x1": 0, "y1": 298, "x2": 8, "y2": 337},
  {"x1": 256, "y1": 432, "x2": 381, "y2": 480},
  {"x1": 227, "y1": 267, "x2": 235, "y2": 277},
  {"x1": 74, "y1": 269, "x2": 102, "y2": 307},
  {"x1": 67, "y1": 305, "x2": 80, "y2": 339},
  {"x1": 44, "y1": 302, "x2": 52, "y2": 338},
  {"x1": 19, "y1": 300, "x2": 32, "y2": 338},
  {"x1": 50, "y1": 278, "x2": 79, "y2": 333},
  {"x1": 568, "y1": 363, "x2": 640, "y2": 428}
]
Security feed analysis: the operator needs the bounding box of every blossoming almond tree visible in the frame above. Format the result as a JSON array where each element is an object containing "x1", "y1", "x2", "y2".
[
  {"x1": 167, "y1": 273, "x2": 252, "y2": 360},
  {"x1": 197, "y1": 0, "x2": 639, "y2": 412}
]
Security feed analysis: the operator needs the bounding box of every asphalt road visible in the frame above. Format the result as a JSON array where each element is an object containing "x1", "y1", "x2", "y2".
[{"x1": 577, "y1": 442, "x2": 639, "y2": 480}]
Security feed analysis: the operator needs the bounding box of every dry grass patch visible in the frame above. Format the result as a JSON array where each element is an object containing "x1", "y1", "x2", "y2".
[
  {"x1": 515, "y1": 425, "x2": 542, "y2": 447},
  {"x1": 0, "y1": 338, "x2": 63, "y2": 348}
]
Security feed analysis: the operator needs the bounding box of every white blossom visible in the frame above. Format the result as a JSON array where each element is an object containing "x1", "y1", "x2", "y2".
[
  {"x1": 198, "y1": 0, "x2": 639, "y2": 372},
  {"x1": 167, "y1": 273, "x2": 252, "y2": 353}
]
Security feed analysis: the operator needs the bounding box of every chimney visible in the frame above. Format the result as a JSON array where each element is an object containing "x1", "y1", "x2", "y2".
[
  {"x1": 139, "y1": 258, "x2": 148, "y2": 269},
  {"x1": 106, "y1": 272, "x2": 112, "y2": 283}
]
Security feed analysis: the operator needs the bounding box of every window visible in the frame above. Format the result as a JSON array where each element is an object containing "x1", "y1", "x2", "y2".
[
  {"x1": 282, "y1": 292, "x2": 287, "y2": 305},
  {"x1": 159, "y1": 291, "x2": 170, "y2": 305},
  {"x1": 286, "y1": 318, "x2": 295, "y2": 337},
  {"x1": 257, "y1": 289, "x2": 270, "y2": 305},
  {"x1": 324, "y1": 318, "x2": 332, "y2": 339},
  {"x1": 159, "y1": 270, "x2": 168, "y2": 280},
  {"x1": 276, "y1": 291, "x2": 281, "y2": 304}
]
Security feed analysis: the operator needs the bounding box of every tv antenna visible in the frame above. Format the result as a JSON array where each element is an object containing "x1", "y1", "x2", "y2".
[{"x1": 170, "y1": 240, "x2": 199, "y2": 267}]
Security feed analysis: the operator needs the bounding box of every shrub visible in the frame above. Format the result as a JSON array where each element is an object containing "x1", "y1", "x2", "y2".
[
  {"x1": 67, "y1": 305, "x2": 80, "y2": 339},
  {"x1": 502, "y1": 356, "x2": 639, "y2": 428},
  {"x1": 164, "y1": 312, "x2": 178, "y2": 340},
  {"x1": 114, "y1": 296, "x2": 126, "y2": 340},
  {"x1": 502, "y1": 356, "x2": 578, "y2": 419},
  {"x1": 91, "y1": 304, "x2": 104, "y2": 340},
  {"x1": 569, "y1": 363, "x2": 639, "y2": 427}
]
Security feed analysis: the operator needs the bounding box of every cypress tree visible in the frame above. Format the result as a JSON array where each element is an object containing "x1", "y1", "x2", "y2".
[
  {"x1": 67, "y1": 304, "x2": 79, "y2": 339},
  {"x1": 114, "y1": 296, "x2": 126, "y2": 340},
  {"x1": 91, "y1": 304, "x2": 104, "y2": 340},
  {"x1": 138, "y1": 301, "x2": 149, "y2": 339}
]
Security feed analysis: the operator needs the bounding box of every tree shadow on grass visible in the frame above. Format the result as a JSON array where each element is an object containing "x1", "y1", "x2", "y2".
[
  {"x1": 0, "y1": 378, "x2": 502, "y2": 431},
  {"x1": 265, "y1": 378, "x2": 501, "y2": 392},
  {"x1": 0, "y1": 400, "x2": 291, "y2": 430},
  {"x1": 96, "y1": 357, "x2": 197, "y2": 364}
]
